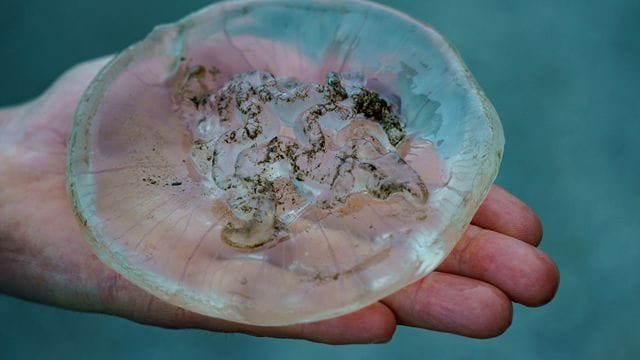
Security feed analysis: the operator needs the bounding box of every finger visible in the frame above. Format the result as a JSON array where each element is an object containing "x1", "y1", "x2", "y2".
[
  {"x1": 232, "y1": 302, "x2": 397, "y2": 344},
  {"x1": 472, "y1": 185, "x2": 543, "y2": 246},
  {"x1": 383, "y1": 272, "x2": 512, "y2": 338},
  {"x1": 96, "y1": 271, "x2": 397, "y2": 344},
  {"x1": 438, "y1": 225, "x2": 559, "y2": 306}
]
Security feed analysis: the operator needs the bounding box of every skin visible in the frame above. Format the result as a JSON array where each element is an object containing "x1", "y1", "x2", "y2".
[{"x1": 0, "y1": 57, "x2": 559, "y2": 344}]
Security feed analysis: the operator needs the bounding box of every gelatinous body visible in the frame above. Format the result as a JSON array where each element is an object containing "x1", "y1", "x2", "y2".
[{"x1": 68, "y1": 0, "x2": 503, "y2": 325}]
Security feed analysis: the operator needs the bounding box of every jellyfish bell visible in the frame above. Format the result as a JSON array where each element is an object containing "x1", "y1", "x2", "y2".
[{"x1": 67, "y1": 0, "x2": 504, "y2": 326}]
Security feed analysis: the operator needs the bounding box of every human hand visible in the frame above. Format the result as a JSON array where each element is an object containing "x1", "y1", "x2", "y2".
[{"x1": 0, "y1": 57, "x2": 558, "y2": 344}]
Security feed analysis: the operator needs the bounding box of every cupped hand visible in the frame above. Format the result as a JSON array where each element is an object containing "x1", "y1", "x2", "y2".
[{"x1": 0, "y1": 58, "x2": 558, "y2": 344}]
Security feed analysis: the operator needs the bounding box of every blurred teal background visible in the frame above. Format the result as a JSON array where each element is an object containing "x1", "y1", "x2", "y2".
[{"x1": 1, "y1": 0, "x2": 638, "y2": 358}]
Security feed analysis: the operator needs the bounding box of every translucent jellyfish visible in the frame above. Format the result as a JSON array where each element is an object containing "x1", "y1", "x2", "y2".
[{"x1": 67, "y1": 0, "x2": 504, "y2": 325}]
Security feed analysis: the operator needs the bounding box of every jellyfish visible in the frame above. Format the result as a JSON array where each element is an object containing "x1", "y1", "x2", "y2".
[{"x1": 67, "y1": 0, "x2": 503, "y2": 325}]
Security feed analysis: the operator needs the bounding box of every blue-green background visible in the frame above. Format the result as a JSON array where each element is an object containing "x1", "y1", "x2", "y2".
[{"x1": 1, "y1": 0, "x2": 638, "y2": 358}]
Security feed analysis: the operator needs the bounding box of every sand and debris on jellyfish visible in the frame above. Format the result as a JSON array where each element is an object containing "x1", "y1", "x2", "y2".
[{"x1": 173, "y1": 65, "x2": 429, "y2": 250}]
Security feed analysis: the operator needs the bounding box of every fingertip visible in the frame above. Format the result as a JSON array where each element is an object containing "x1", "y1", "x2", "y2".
[
  {"x1": 467, "y1": 283, "x2": 513, "y2": 339},
  {"x1": 362, "y1": 302, "x2": 398, "y2": 343},
  {"x1": 299, "y1": 302, "x2": 397, "y2": 344},
  {"x1": 474, "y1": 185, "x2": 544, "y2": 246},
  {"x1": 520, "y1": 250, "x2": 560, "y2": 307},
  {"x1": 353, "y1": 302, "x2": 398, "y2": 344},
  {"x1": 435, "y1": 276, "x2": 513, "y2": 339},
  {"x1": 512, "y1": 200, "x2": 544, "y2": 246}
]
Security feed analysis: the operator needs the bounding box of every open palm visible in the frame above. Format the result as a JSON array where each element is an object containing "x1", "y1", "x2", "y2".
[{"x1": 0, "y1": 58, "x2": 558, "y2": 344}]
